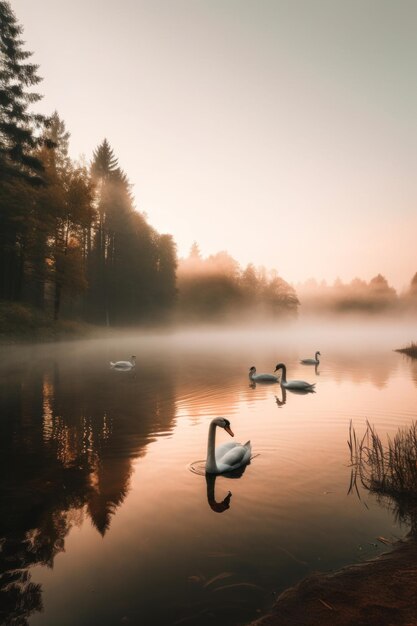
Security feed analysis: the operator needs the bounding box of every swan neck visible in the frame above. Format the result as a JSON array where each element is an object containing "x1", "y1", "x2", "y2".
[
  {"x1": 280, "y1": 364, "x2": 287, "y2": 382},
  {"x1": 315, "y1": 352, "x2": 320, "y2": 362},
  {"x1": 206, "y1": 422, "x2": 218, "y2": 473}
]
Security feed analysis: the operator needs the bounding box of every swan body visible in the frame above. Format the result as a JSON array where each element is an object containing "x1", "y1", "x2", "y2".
[
  {"x1": 274, "y1": 363, "x2": 315, "y2": 391},
  {"x1": 249, "y1": 366, "x2": 278, "y2": 383},
  {"x1": 300, "y1": 351, "x2": 321, "y2": 365},
  {"x1": 110, "y1": 355, "x2": 136, "y2": 370},
  {"x1": 206, "y1": 417, "x2": 252, "y2": 475}
]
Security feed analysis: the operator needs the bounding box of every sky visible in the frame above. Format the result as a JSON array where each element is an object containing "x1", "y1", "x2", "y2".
[{"x1": 10, "y1": 0, "x2": 417, "y2": 290}]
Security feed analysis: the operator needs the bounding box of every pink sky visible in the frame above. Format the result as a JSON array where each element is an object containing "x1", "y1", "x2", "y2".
[{"x1": 11, "y1": 0, "x2": 417, "y2": 290}]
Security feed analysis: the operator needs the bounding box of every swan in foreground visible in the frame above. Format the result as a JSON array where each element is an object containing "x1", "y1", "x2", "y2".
[
  {"x1": 249, "y1": 366, "x2": 278, "y2": 383},
  {"x1": 274, "y1": 363, "x2": 315, "y2": 391},
  {"x1": 206, "y1": 417, "x2": 252, "y2": 474},
  {"x1": 300, "y1": 351, "x2": 321, "y2": 365},
  {"x1": 110, "y1": 355, "x2": 136, "y2": 370}
]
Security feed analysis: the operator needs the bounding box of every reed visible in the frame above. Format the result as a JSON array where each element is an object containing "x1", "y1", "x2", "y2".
[
  {"x1": 349, "y1": 421, "x2": 417, "y2": 534},
  {"x1": 396, "y1": 342, "x2": 417, "y2": 358}
]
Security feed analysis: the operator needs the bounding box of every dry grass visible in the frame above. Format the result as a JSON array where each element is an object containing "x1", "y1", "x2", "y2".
[
  {"x1": 348, "y1": 420, "x2": 417, "y2": 534},
  {"x1": 395, "y1": 342, "x2": 417, "y2": 358}
]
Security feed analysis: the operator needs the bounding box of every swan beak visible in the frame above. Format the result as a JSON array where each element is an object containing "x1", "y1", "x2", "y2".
[{"x1": 224, "y1": 426, "x2": 234, "y2": 437}]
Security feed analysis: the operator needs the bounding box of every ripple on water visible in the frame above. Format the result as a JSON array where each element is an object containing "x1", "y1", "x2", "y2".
[{"x1": 188, "y1": 459, "x2": 207, "y2": 476}]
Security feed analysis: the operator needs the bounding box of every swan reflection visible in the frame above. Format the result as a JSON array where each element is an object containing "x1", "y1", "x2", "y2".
[
  {"x1": 275, "y1": 385, "x2": 316, "y2": 407},
  {"x1": 206, "y1": 465, "x2": 248, "y2": 513}
]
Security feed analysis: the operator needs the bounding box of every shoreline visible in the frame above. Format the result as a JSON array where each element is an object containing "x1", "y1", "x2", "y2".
[{"x1": 247, "y1": 536, "x2": 417, "y2": 626}]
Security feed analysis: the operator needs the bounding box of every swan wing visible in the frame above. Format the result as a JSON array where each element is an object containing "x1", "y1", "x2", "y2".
[
  {"x1": 284, "y1": 380, "x2": 315, "y2": 390},
  {"x1": 300, "y1": 359, "x2": 316, "y2": 365},
  {"x1": 215, "y1": 441, "x2": 240, "y2": 460},
  {"x1": 253, "y1": 373, "x2": 278, "y2": 382},
  {"x1": 216, "y1": 442, "x2": 252, "y2": 472}
]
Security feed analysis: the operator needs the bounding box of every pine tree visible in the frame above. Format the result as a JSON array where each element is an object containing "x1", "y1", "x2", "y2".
[
  {"x1": 33, "y1": 115, "x2": 94, "y2": 319},
  {"x1": 0, "y1": 1, "x2": 52, "y2": 301},
  {"x1": 0, "y1": 1, "x2": 49, "y2": 184},
  {"x1": 87, "y1": 139, "x2": 120, "y2": 323},
  {"x1": 91, "y1": 138, "x2": 118, "y2": 181},
  {"x1": 154, "y1": 234, "x2": 177, "y2": 313}
]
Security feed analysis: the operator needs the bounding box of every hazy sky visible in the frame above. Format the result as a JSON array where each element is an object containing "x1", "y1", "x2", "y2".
[{"x1": 11, "y1": 0, "x2": 417, "y2": 289}]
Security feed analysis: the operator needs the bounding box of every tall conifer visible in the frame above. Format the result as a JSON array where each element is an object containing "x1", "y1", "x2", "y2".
[{"x1": 0, "y1": 0, "x2": 49, "y2": 184}]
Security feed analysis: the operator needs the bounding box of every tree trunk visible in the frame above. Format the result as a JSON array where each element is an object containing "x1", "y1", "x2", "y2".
[{"x1": 54, "y1": 281, "x2": 61, "y2": 321}]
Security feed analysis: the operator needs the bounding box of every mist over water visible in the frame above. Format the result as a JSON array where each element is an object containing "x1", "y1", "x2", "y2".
[{"x1": 1, "y1": 318, "x2": 417, "y2": 626}]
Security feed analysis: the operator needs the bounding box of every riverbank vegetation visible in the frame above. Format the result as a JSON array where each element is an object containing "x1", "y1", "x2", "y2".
[
  {"x1": 250, "y1": 421, "x2": 417, "y2": 625},
  {"x1": 297, "y1": 272, "x2": 417, "y2": 315},
  {"x1": 395, "y1": 343, "x2": 417, "y2": 359}
]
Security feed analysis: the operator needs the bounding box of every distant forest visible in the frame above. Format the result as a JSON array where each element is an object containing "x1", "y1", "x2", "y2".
[
  {"x1": 0, "y1": 1, "x2": 416, "y2": 334},
  {"x1": 297, "y1": 273, "x2": 417, "y2": 314}
]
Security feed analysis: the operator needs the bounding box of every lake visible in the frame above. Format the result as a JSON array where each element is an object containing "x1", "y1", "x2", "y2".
[{"x1": 1, "y1": 320, "x2": 416, "y2": 626}]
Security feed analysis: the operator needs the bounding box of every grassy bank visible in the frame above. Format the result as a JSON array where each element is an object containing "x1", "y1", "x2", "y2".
[
  {"x1": 248, "y1": 537, "x2": 417, "y2": 626},
  {"x1": 0, "y1": 302, "x2": 94, "y2": 344},
  {"x1": 250, "y1": 419, "x2": 417, "y2": 626}
]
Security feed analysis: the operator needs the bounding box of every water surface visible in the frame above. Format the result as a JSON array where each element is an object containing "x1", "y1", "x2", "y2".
[{"x1": 1, "y1": 321, "x2": 416, "y2": 625}]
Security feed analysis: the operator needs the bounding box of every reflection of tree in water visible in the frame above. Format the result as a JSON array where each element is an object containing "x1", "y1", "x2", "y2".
[
  {"x1": 0, "y1": 360, "x2": 176, "y2": 624},
  {"x1": 349, "y1": 420, "x2": 417, "y2": 536}
]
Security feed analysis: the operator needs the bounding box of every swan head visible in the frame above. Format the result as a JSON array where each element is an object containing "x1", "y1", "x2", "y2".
[
  {"x1": 274, "y1": 363, "x2": 285, "y2": 373},
  {"x1": 249, "y1": 366, "x2": 256, "y2": 374},
  {"x1": 316, "y1": 351, "x2": 321, "y2": 357},
  {"x1": 212, "y1": 417, "x2": 234, "y2": 437},
  {"x1": 131, "y1": 355, "x2": 136, "y2": 361}
]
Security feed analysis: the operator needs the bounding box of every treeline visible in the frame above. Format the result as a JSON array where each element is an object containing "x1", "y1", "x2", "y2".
[
  {"x1": 177, "y1": 243, "x2": 299, "y2": 320},
  {"x1": 297, "y1": 273, "x2": 417, "y2": 314},
  {"x1": 0, "y1": 1, "x2": 301, "y2": 332},
  {"x1": 0, "y1": 2, "x2": 176, "y2": 326}
]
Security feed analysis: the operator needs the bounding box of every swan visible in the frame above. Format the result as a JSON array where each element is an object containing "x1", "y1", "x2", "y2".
[
  {"x1": 110, "y1": 355, "x2": 136, "y2": 370},
  {"x1": 274, "y1": 363, "x2": 315, "y2": 391},
  {"x1": 300, "y1": 351, "x2": 321, "y2": 365},
  {"x1": 249, "y1": 366, "x2": 279, "y2": 383},
  {"x1": 206, "y1": 417, "x2": 252, "y2": 475}
]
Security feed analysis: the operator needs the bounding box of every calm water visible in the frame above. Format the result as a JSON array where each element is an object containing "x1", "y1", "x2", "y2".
[{"x1": 1, "y1": 321, "x2": 417, "y2": 626}]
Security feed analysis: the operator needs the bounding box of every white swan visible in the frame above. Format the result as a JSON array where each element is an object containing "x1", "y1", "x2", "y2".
[
  {"x1": 249, "y1": 366, "x2": 279, "y2": 383},
  {"x1": 110, "y1": 355, "x2": 136, "y2": 370},
  {"x1": 274, "y1": 363, "x2": 315, "y2": 391},
  {"x1": 300, "y1": 351, "x2": 321, "y2": 365},
  {"x1": 206, "y1": 417, "x2": 252, "y2": 475}
]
